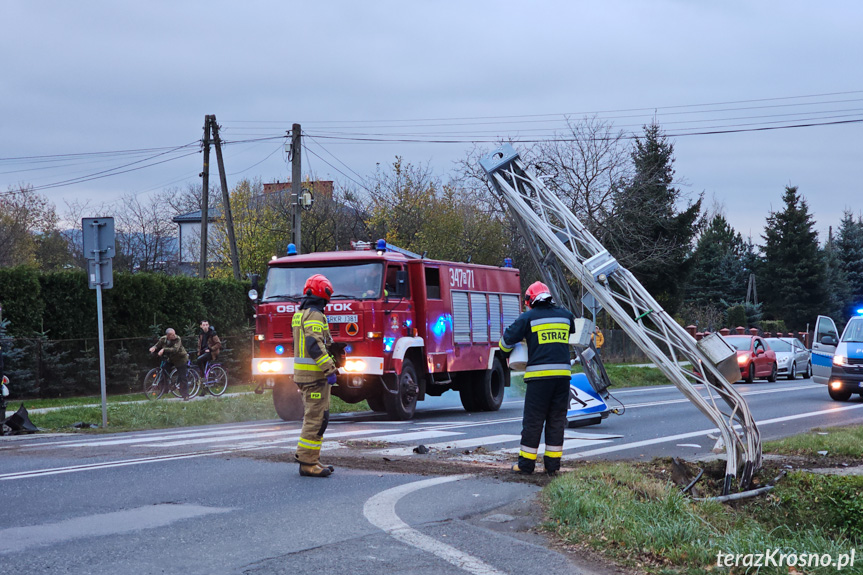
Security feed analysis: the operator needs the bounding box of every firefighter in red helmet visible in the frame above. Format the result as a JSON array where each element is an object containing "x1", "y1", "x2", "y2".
[
  {"x1": 499, "y1": 281, "x2": 575, "y2": 475},
  {"x1": 293, "y1": 274, "x2": 339, "y2": 477}
]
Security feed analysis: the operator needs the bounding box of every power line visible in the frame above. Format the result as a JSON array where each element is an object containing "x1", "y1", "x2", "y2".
[{"x1": 224, "y1": 89, "x2": 863, "y2": 125}]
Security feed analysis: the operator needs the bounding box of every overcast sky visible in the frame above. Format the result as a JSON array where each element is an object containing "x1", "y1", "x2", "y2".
[{"x1": 2, "y1": 1, "x2": 860, "y2": 243}]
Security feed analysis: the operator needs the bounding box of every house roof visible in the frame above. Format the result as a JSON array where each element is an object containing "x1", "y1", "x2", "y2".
[{"x1": 172, "y1": 209, "x2": 221, "y2": 223}]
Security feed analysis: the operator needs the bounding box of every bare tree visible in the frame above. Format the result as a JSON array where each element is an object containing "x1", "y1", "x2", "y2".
[
  {"x1": 536, "y1": 116, "x2": 631, "y2": 237},
  {"x1": 114, "y1": 191, "x2": 177, "y2": 272}
]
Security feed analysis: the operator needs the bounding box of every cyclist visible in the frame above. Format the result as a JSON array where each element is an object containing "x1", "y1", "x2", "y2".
[
  {"x1": 149, "y1": 328, "x2": 191, "y2": 400},
  {"x1": 196, "y1": 320, "x2": 222, "y2": 374}
]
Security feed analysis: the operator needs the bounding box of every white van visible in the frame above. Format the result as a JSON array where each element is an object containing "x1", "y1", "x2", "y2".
[{"x1": 811, "y1": 314, "x2": 863, "y2": 401}]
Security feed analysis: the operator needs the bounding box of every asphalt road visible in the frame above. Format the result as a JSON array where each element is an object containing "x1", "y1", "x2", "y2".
[{"x1": 2, "y1": 376, "x2": 862, "y2": 574}]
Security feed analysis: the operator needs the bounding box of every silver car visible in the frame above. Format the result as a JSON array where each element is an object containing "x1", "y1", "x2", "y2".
[{"x1": 765, "y1": 337, "x2": 812, "y2": 380}]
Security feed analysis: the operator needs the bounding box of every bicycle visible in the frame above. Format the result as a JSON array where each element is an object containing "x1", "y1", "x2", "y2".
[
  {"x1": 143, "y1": 359, "x2": 201, "y2": 400},
  {"x1": 197, "y1": 361, "x2": 229, "y2": 396}
]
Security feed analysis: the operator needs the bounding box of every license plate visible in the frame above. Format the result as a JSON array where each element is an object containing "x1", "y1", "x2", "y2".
[{"x1": 328, "y1": 315, "x2": 358, "y2": 324}]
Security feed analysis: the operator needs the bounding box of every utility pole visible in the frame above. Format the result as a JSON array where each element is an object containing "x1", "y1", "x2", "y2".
[
  {"x1": 211, "y1": 115, "x2": 241, "y2": 280},
  {"x1": 291, "y1": 123, "x2": 302, "y2": 254},
  {"x1": 199, "y1": 115, "x2": 212, "y2": 278}
]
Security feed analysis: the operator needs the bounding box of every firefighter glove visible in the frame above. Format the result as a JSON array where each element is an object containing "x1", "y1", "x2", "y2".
[{"x1": 326, "y1": 373, "x2": 337, "y2": 385}]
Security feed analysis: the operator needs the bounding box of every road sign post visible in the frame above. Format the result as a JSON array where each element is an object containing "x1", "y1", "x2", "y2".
[{"x1": 82, "y1": 217, "x2": 114, "y2": 428}]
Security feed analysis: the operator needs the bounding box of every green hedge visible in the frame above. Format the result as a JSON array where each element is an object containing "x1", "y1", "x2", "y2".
[{"x1": 0, "y1": 267, "x2": 252, "y2": 339}]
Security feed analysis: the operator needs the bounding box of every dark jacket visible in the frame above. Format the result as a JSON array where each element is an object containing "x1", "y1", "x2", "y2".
[
  {"x1": 499, "y1": 302, "x2": 575, "y2": 381},
  {"x1": 198, "y1": 327, "x2": 222, "y2": 359},
  {"x1": 154, "y1": 335, "x2": 188, "y2": 367}
]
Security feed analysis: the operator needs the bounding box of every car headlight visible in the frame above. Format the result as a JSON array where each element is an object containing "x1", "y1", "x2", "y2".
[
  {"x1": 258, "y1": 360, "x2": 283, "y2": 373},
  {"x1": 833, "y1": 355, "x2": 847, "y2": 366},
  {"x1": 737, "y1": 354, "x2": 749, "y2": 365}
]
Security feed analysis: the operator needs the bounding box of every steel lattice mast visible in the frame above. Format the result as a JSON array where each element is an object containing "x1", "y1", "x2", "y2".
[{"x1": 481, "y1": 144, "x2": 761, "y2": 493}]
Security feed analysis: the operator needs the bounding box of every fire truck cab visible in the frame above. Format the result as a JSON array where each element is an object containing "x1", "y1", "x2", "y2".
[{"x1": 251, "y1": 242, "x2": 522, "y2": 420}]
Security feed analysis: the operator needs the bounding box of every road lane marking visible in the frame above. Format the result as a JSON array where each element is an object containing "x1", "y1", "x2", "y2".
[
  {"x1": 363, "y1": 474, "x2": 506, "y2": 575},
  {"x1": 0, "y1": 448, "x2": 260, "y2": 481},
  {"x1": 363, "y1": 430, "x2": 464, "y2": 443},
  {"x1": 564, "y1": 402, "x2": 863, "y2": 459},
  {"x1": 375, "y1": 435, "x2": 521, "y2": 457},
  {"x1": 500, "y1": 438, "x2": 613, "y2": 455},
  {"x1": 623, "y1": 384, "x2": 821, "y2": 409},
  {"x1": 0, "y1": 503, "x2": 231, "y2": 554}
]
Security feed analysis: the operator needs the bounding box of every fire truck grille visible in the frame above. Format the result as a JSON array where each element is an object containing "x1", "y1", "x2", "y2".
[{"x1": 273, "y1": 333, "x2": 284, "y2": 339}]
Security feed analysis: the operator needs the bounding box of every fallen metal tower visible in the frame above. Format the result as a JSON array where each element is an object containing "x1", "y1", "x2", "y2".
[{"x1": 481, "y1": 144, "x2": 761, "y2": 493}]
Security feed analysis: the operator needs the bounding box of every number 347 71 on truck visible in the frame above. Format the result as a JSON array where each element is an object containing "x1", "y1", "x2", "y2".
[{"x1": 250, "y1": 242, "x2": 523, "y2": 420}]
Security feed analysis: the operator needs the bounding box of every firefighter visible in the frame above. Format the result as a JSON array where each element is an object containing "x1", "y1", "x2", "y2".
[
  {"x1": 499, "y1": 281, "x2": 575, "y2": 475},
  {"x1": 293, "y1": 273, "x2": 339, "y2": 478}
]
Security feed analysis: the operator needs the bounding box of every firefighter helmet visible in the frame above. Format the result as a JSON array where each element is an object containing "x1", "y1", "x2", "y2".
[
  {"x1": 303, "y1": 274, "x2": 334, "y2": 302},
  {"x1": 524, "y1": 281, "x2": 552, "y2": 307}
]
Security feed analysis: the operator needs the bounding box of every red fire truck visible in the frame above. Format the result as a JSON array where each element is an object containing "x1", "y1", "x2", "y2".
[{"x1": 250, "y1": 241, "x2": 522, "y2": 420}]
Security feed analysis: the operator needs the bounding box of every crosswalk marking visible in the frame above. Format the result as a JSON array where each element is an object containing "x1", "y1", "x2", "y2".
[
  {"x1": 361, "y1": 430, "x2": 463, "y2": 443},
  {"x1": 500, "y1": 438, "x2": 614, "y2": 455},
  {"x1": 23, "y1": 424, "x2": 295, "y2": 449},
  {"x1": 375, "y1": 434, "x2": 522, "y2": 457}
]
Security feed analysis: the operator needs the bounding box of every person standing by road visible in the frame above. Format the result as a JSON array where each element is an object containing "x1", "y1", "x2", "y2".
[
  {"x1": 293, "y1": 274, "x2": 339, "y2": 478},
  {"x1": 499, "y1": 281, "x2": 575, "y2": 476},
  {"x1": 149, "y1": 328, "x2": 191, "y2": 400},
  {"x1": 196, "y1": 320, "x2": 222, "y2": 373}
]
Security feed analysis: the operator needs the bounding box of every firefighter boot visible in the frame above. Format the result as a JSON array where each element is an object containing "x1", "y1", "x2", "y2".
[
  {"x1": 511, "y1": 456, "x2": 535, "y2": 475},
  {"x1": 543, "y1": 454, "x2": 561, "y2": 476},
  {"x1": 299, "y1": 463, "x2": 332, "y2": 478}
]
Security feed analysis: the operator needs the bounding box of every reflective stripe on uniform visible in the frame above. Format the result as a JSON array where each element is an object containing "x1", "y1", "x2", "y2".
[
  {"x1": 529, "y1": 317, "x2": 570, "y2": 327},
  {"x1": 524, "y1": 363, "x2": 570, "y2": 379},
  {"x1": 519, "y1": 450, "x2": 538, "y2": 460},
  {"x1": 524, "y1": 370, "x2": 570, "y2": 379},
  {"x1": 295, "y1": 362, "x2": 323, "y2": 372},
  {"x1": 498, "y1": 337, "x2": 514, "y2": 352},
  {"x1": 314, "y1": 354, "x2": 331, "y2": 366},
  {"x1": 544, "y1": 445, "x2": 563, "y2": 458},
  {"x1": 297, "y1": 438, "x2": 322, "y2": 450}
]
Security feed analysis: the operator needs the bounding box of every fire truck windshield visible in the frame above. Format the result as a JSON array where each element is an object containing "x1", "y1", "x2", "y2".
[{"x1": 263, "y1": 263, "x2": 384, "y2": 301}]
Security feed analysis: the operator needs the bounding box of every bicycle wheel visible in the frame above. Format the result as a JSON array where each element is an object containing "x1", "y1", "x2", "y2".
[
  {"x1": 169, "y1": 368, "x2": 201, "y2": 398},
  {"x1": 143, "y1": 369, "x2": 164, "y2": 400},
  {"x1": 206, "y1": 366, "x2": 229, "y2": 396}
]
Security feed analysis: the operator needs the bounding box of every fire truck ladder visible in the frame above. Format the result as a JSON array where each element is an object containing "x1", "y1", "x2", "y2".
[{"x1": 480, "y1": 144, "x2": 761, "y2": 493}]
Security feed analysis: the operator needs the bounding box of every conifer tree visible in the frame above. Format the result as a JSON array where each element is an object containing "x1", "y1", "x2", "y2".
[
  {"x1": 607, "y1": 123, "x2": 702, "y2": 314},
  {"x1": 761, "y1": 186, "x2": 827, "y2": 330},
  {"x1": 836, "y1": 209, "x2": 863, "y2": 316}
]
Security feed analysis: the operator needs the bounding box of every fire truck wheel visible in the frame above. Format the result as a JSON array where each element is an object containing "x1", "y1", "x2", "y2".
[
  {"x1": 384, "y1": 359, "x2": 419, "y2": 420},
  {"x1": 273, "y1": 381, "x2": 304, "y2": 421},
  {"x1": 458, "y1": 376, "x2": 481, "y2": 412},
  {"x1": 366, "y1": 394, "x2": 386, "y2": 412},
  {"x1": 477, "y1": 357, "x2": 506, "y2": 411}
]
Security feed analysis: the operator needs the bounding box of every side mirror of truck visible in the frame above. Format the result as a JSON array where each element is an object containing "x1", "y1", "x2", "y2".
[
  {"x1": 820, "y1": 335, "x2": 837, "y2": 346},
  {"x1": 248, "y1": 274, "x2": 261, "y2": 302},
  {"x1": 395, "y1": 270, "x2": 408, "y2": 297}
]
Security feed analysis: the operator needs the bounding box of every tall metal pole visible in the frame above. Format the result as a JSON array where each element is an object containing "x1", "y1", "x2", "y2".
[
  {"x1": 291, "y1": 123, "x2": 302, "y2": 254},
  {"x1": 211, "y1": 116, "x2": 241, "y2": 280},
  {"x1": 92, "y1": 222, "x2": 108, "y2": 428},
  {"x1": 199, "y1": 115, "x2": 212, "y2": 278}
]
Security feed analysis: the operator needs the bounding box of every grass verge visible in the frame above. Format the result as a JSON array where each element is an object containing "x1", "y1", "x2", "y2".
[
  {"x1": 544, "y1": 461, "x2": 861, "y2": 574},
  {"x1": 543, "y1": 450, "x2": 863, "y2": 575},
  {"x1": 764, "y1": 425, "x2": 863, "y2": 458},
  {"x1": 25, "y1": 393, "x2": 368, "y2": 433}
]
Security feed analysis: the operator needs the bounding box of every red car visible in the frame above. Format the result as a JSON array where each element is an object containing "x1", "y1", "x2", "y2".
[{"x1": 722, "y1": 335, "x2": 778, "y2": 383}]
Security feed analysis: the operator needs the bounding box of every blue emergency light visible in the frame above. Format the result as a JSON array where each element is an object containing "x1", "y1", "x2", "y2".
[
  {"x1": 286, "y1": 243, "x2": 297, "y2": 256},
  {"x1": 275, "y1": 345, "x2": 285, "y2": 355},
  {"x1": 857, "y1": 308, "x2": 863, "y2": 315},
  {"x1": 376, "y1": 239, "x2": 387, "y2": 251}
]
